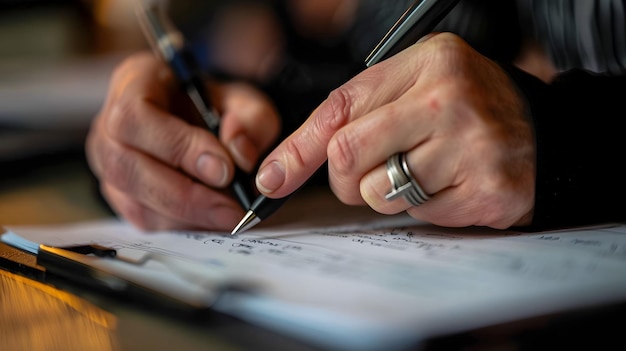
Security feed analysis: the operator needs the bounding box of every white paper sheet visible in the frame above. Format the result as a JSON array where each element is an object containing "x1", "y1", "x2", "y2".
[{"x1": 4, "y1": 209, "x2": 626, "y2": 351}]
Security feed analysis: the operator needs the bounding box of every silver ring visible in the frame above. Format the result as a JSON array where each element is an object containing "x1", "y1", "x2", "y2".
[{"x1": 385, "y1": 152, "x2": 431, "y2": 206}]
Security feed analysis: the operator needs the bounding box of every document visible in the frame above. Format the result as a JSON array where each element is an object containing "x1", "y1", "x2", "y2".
[{"x1": 4, "y1": 193, "x2": 626, "y2": 351}]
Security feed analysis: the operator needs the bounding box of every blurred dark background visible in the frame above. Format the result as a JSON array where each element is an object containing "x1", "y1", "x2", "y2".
[{"x1": 0, "y1": 0, "x2": 146, "y2": 170}]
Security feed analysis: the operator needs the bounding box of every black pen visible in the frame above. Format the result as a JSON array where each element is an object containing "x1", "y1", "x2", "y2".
[
  {"x1": 231, "y1": 0, "x2": 460, "y2": 235},
  {"x1": 231, "y1": 193, "x2": 292, "y2": 234},
  {"x1": 136, "y1": 0, "x2": 254, "y2": 209},
  {"x1": 364, "y1": 0, "x2": 460, "y2": 67}
]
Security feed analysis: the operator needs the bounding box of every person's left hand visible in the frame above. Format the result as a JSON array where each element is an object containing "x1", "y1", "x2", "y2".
[{"x1": 253, "y1": 33, "x2": 536, "y2": 229}]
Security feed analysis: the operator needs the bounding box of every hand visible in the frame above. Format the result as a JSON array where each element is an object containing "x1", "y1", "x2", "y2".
[
  {"x1": 86, "y1": 52, "x2": 280, "y2": 231},
  {"x1": 254, "y1": 33, "x2": 536, "y2": 229}
]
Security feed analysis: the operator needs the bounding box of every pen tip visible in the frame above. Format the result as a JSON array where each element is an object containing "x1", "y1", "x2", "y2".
[{"x1": 231, "y1": 210, "x2": 261, "y2": 235}]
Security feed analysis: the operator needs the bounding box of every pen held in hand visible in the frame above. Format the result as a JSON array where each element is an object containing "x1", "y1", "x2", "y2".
[
  {"x1": 136, "y1": 0, "x2": 254, "y2": 209},
  {"x1": 231, "y1": 194, "x2": 292, "y2": 235},
  {"x1": 232, "y1": 0, "x2": 460, "y2": 234},
  {"x1": 365, "y1": 0, "x2": 461, "y2": 67}
]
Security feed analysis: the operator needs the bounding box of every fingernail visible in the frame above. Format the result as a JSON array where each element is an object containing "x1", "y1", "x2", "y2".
[
  {"x1": 256, "y1": 161, "x2": 285, "y2": 194},
  {"x1": 196, "y1": 153, "x2": 229, "y2": 187},
  {"x1": 228, "y1": 134, "x2": 255, "y2": 172}
]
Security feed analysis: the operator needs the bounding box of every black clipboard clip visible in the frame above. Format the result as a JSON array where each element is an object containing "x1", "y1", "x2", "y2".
[
  {"x1": 1, "y1": 227, "x2": 254, "y2": 314},
  {"x1": 36, "y1": 243, "x2": 252, "y2": 314},
  {"x1": 38, "y1": 244, "x2": 133, "y2": 295}
]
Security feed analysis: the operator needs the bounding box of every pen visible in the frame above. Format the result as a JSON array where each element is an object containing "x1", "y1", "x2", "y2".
[
  {"x1": 365, "y1": 0, "x2": 460, "y2": 67},
  {"x1": 136, "y1": 0, "x2": 254, "y2": 209},
  {"x1": 231, "y1": 0, "x2": 460, "y2": 235},
  {"x1": 231, "y1": 193, "x2": 291, "y2": 234}
]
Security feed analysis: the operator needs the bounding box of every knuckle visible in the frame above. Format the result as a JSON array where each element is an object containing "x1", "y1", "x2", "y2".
[
  {"x1": 111, "y1": 52, "x2": 152, "y2": 82},
  {"x1": 326, "y1": 88, "x2": 351, "y2": 124},
  {"x1": 282, "y1": 136, "x2": 308, "y2": 171},
  {"x1": 436, "y1": 32, "x2": 465, "y2": 46},
  {"x1": 431, "y1": 32, "x2": 471, "y2": 56},
  {"x1": 327, "y1": 130, "x2": 357, "y2": 177},
  {"x1": 106, "y1": 97, "x2": 140, "y2": 141},
  {"x1": 324, "y1": 83, "x2": 357, "y2": 129},
  {"x1": 166, "y1": 127, "x2": 194, "y2": 169},
  {"x1": 109, "y1": 60, "x2": 131, "y2": 85},
  {"x1": 328, "y1": 178, "x2": 352, "y2": 204}
]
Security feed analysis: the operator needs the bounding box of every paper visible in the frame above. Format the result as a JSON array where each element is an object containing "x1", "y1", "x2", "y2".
[{"x1": 4, "y1": 203, "x2": 626, "y2": 351}]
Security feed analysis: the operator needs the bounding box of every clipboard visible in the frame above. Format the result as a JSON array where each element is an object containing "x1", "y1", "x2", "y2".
[
  {"x1": 0, "y1": 227, "x2": 252, "y2": 315},
  {"x1": 5, "y1": 215, "x2": 626, "y2": 351}
]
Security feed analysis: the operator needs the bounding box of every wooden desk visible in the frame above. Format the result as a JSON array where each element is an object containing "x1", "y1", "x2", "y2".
[{"x1": 0, "y1": 152, "x2": 317, "y2": 351}]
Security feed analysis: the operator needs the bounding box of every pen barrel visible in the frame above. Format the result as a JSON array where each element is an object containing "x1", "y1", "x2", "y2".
[
  {"x1": 232, "y1": 168, "x2": 254, "y2": 210},
  {"x1": 365, "y1": 0, "x2": 461, "y2": 66},
  {"x1": 184, "y1": 79, "x2": 221, "y2": 133},
  {"x1": 252, "y1": 195, "x2": 291, "y2": 220},
  {"x1": 138, "y1": 2, "x2": 256, "y2": 214}
]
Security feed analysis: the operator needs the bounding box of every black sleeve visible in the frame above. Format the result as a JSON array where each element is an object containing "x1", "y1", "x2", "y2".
[
  {"x1": 504, "y1": 66, "x2": 626, "y2": 230},
  {"x1": 517, "y1": 0, "x2": 626, "y2": 75}
]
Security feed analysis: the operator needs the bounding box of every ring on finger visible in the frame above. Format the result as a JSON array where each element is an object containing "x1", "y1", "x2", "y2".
[{"x1": 384, "y1": 152, "x2": 431, "y2": 206}]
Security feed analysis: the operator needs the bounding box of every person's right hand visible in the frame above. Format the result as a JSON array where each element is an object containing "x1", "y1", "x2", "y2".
[
  {"x1": 253, "y1": 33, "x2": 536, "y2": 230},
  {"x1": 86, "y1": 52, "x2": 281, "y2": 231}
]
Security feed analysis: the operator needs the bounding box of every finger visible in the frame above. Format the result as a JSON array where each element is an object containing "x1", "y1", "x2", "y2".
[
  {"x1": 359, "y1": 137, "x2": 461, "y2": 214},
  {"x1": 85, "y1": 114, "x2": 108, "y2": 178},
  {"x1": 326, "y1": 92, "x2": 441, "y2": 205},
  {"x1": 104, "y1": 94, "x2": 234, "y2": 188},
  {"x1": 217, "y1": 82, "x2": 281, "y2": 172},
  {"x1": 101, "y1": 183, "x2": 223, "y2": 231},
  {"x1": 105, "y1": 52, "x2": 176, "y2": 111},
  {"x1": 98, "y1": 52, "x2": 236, "y2": 188},
  {"x1": 101, "y1": 183, "x2": 172, "y2": 231},
  {"x1": 255, "y1": 46, "x2": 425, "y2": 198},
  {"x1": 404, "y1": 156, "x2": 535, "y2": 230},
  {"x1": 96, "y1": 137, "x2": 244, "y2": 230}
]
